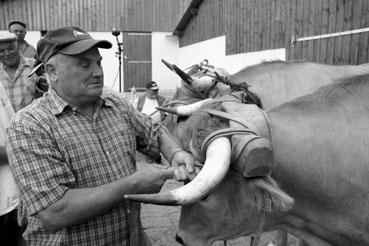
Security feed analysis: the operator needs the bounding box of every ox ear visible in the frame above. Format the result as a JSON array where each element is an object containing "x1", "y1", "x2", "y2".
[{"x1": 250, "y1": 176, "x2": 294, "y2": 212}]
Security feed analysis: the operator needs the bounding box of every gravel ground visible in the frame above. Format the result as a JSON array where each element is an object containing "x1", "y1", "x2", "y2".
[{"x1": 137, "y1": 155, "x2": 300, "y2": 246}]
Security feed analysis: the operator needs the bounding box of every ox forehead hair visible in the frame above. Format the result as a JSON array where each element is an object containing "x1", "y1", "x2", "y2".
[{"x1": 180, "y1": 109, "x2": 229, "y2": 151}]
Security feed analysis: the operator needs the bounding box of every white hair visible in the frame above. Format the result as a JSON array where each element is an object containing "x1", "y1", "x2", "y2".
[{"x1": 45, "y1": 54, "x2": 62, "y2": 84}]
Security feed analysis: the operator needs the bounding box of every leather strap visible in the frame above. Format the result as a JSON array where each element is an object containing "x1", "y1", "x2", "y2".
[{"x1": 200, "y1": 127, "x2": 257, "y2": 159}]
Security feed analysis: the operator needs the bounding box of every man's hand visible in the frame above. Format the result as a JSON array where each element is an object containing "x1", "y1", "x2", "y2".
[
  {"x1": 130, "y1": 164, "x2": 174, "y2": 194},
  {"x1": 171, "y1": 150, "x2": 201, "y2": 181}
]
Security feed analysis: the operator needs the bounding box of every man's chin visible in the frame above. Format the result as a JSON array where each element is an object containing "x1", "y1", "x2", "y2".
[{"x1": 3, "y1": 59, "x2": 19, "y2": 67}]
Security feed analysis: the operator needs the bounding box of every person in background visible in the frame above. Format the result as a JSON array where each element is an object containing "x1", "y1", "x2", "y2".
[
  {"x1": 6, "y1": 26, "x2": 198, "y2": 246},
  {"x1": 8, "y1": 20, "x2": 37, "y2": 59},
  {"x1": 0, "y1": 33, "x2": 37, "y2": 112},
  {"x1": 0, "y1": 82, "x2": 20, "y2": 246},
  {"x1": 137, "y1": 81, "x2": 167, "y2": 123}
]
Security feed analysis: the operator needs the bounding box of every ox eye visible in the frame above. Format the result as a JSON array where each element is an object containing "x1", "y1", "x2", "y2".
[{"x1": 200, "y1": 195, "x2": 209, "y2": 201}]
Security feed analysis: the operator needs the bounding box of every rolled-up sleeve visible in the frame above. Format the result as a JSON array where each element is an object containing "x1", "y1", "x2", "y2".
[
  {"x1": 122, "y1": 98, "x2": 163, "y2": 159},
  {"x1": 6, "y1": 113, "x2": 76, "y2": 216}
]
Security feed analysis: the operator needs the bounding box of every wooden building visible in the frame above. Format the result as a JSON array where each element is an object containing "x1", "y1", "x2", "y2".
[
  {"x1": 0, "y1": 0, "x2": 191, "y2": 92},
  {"x1": 1, "y1": 0, "x2": 368, "y2": 92},
  {"x1": 175, "y1": 0, "x2": 369, "y2": 65}
]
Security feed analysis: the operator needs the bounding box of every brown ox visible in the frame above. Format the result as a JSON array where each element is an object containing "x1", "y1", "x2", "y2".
[{"x1": 127, "y1": 74, "x2": 369, "y2": 246}]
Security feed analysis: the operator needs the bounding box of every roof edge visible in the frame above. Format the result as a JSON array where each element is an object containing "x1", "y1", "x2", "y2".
[{"x1": 173, "y1": 0, "x2": 204, "y2": 36}]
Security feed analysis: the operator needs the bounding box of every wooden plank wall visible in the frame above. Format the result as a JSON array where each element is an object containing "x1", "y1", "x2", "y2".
[
  {"x1": 0, "y1": 0, "x2": 187, "y2": 32},
  {"x1": 180, "y1": 0, "x2": 225, "y2": 46},
  {"x1": 179, "y1": 0, "x2": 369, "y2": 65}
]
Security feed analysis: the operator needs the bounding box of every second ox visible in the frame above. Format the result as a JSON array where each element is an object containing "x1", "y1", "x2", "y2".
[{"x1": 127, "y1": 73, "x2": 369, "y2": 246}]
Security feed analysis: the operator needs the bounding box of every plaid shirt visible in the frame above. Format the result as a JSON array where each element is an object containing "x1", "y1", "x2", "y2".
[
  {"x1": 6, "y1": 88, "x2": 162, "y2": 245},
  {"x1": 0, "y1": 56, "x2": 37, "y2": 112}
]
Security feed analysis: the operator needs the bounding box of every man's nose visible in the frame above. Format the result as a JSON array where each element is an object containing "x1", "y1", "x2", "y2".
[
  {"x1": 92, "y1": 63, "x2": 103, "y2": 76},
  {"x1": 4, "y1": 49, "x2": 13, "y2": 56}
]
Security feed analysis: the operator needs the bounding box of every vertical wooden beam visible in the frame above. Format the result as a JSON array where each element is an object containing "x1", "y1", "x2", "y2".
[
  {"x1": 301, "y1": 0, "x2": 309, "y2": 60},
  {"x1": 307, "y1": 0, "x2": 315, "y2": 61},
  {"x1": 0, "y1": 1, "x2": 5, "y2": 30},
  {"x1": 319, "y1": 0, "x2": 329, "y2": 63},
  {"x1": 341, "y1": 0, "x2": 354, "y2": 64},
  {"x1": 333, "y1": 0, "x2": 344, "y2": 64},
  {"x1": 26, "y1": 0, "x2": 33, "y2": 29},
  {"x1": 289, "y1": 0, "x2": 297, "y2": 60},
  {"x1": 349, "y1": 0, "x2": 362, "y2": 64},
  {"x1": 313, "y1": 0, "x2": 323, "y2": 62},
  {"x1": 284, "y1": 0, "x2": 291, "y2": 58},
  {"x1": 358, "y1": 0, "x2": 369, "y2": 64},
  {"x1": 326, "y1": 0, "x2": 337, "y2": 64}
]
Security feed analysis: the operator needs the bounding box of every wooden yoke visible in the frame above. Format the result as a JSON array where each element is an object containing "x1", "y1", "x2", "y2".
[{"x1": 221, "y1": 102, "x2": 274, "y2": 177}]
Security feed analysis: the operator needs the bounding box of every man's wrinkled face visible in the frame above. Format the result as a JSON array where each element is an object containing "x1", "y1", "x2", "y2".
[
  {"x1": 147, "y1": 88, "x2": 159, "y2": 99},
  {"x1": 9, "y1": 24, "x2": 26, "y2": 41},
  {"x1": 0, "y1": 41, "x2": 20, "y2": 67},
  {"x1": 52, "y1": 47, "x2": 104, "y2": 105}
]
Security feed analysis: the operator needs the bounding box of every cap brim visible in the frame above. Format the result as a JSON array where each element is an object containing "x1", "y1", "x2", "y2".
[
  {"x1": 151, "y1": 86, "x2": 159, "y2": 90},
  {"x1": 58, "y1": 39, "x2": 112, "y2": 55},
  {"x1": 28, "y1": 63, "x2": 44, "y2": 77}
]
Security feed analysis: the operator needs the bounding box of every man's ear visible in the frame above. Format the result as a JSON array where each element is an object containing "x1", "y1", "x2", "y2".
[{"x1": 45, "y1": 63, "x2": 57, "y2": 82}]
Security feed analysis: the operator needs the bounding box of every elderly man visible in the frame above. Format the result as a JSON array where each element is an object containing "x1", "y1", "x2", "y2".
[
  {"x1": 8, "y1": 20, "x2": 37, "y2": 59},
  {"x1": 137, "y1": 81, "x2": 167, "y2": 123},
  {"x1": 0, "y1": 82, "x2": 19, "y2": 245},
  {"x1": 6, "y1": 26, "x2": 198, "y2": 246},
  {"x1": 0, "y1": 32, "x2": 37, "y2": 112}
]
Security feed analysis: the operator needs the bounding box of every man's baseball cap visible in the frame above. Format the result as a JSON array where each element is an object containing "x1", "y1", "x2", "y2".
[
  {"x1": 8, "y1": 20, "x2": 27, "y2": 29},
  {"x1": 146, "y1": 81, "x2": 159, "y2": 90},
  {"x1": 0, "y1": 33, "x2": 17, "y2": 43},
  {"x1": 37, "y1": 26, "x2": 112, "y2": 64}
]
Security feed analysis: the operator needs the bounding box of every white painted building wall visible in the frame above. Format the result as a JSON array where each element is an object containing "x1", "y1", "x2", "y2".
[
  {"x1": 178, "y1": 35, "x2": 286, "y2": 75},
  {"x1": 151, "y1": 32, "x2": 180, "y2": 92}
]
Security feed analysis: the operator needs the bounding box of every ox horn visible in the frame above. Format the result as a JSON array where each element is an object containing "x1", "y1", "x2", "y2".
[
  {"x1": 173, "y1": 65, "x2": 193, "y2": 85},
  {"x1": 161, "y1": 59, "x2": 175, "y2": 71},
  {"x1": 156, "y1": 99, "x2": 212, "y2": 116},
  {"x1": 161, "y1": 59, "x2": 193, "y2": 85},
  {"x1": 124, "y1": 137, "x2": 231, "y2": 205}
]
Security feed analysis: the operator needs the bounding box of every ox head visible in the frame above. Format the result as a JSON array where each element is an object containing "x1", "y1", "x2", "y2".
[
  {"x1": 127, "y1": 98, "x2": 294, "y2": 245},
  {"x1": 162, "y1": 59, "x2": 232, "y2": 101}
]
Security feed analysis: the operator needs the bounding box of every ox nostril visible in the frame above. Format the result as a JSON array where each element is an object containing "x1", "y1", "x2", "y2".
[{"x1": 175, "y1": 233, "x2": 185, "y2": 245}]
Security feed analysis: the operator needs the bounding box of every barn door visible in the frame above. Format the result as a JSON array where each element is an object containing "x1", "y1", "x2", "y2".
[{"x1": 123, "y1": 32, "x2": 152, "y2": 92}]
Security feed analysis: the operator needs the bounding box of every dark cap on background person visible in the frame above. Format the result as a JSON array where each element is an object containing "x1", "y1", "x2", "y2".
[
  {"x1": 146, "y1": 81, "x2": 159, "y2": 91},
  {"x1": 37, "y1": 26, "x2": 112, "y2": 64},
  {"x1": 0, "y1": 33, "x2": 17, "y2": 43},
  {"x1": 8, "y1": 20, "x2": 27, "y2": 29}
]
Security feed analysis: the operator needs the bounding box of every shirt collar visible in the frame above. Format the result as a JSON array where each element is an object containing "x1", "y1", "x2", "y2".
[
  {"x1": 48, "y1": 89, "x2": 113, "y2": 116},
  {"x1": 19, "y1": 55, "x2": 33, "y2": 69}
]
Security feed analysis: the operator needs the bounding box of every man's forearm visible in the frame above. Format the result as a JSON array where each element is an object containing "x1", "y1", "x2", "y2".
[
  {"x1": 159, "y1": 132, "x2": 184, "y2": 165},
  {"x1": 37, "y1": 175, "x2": 139, "y2": 232}
]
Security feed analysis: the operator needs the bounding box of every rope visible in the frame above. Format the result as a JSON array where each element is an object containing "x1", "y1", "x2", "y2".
[{"x1": 250, "y1": 189, "x2": 272, "y2": 246}]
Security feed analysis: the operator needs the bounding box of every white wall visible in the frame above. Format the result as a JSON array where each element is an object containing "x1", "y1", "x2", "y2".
[
  {"x1": 178, "y1": 35, "x2": 286, "y2": 74},
  {"x1": 151, "y1": 32, "x2": 180, "y2": 91},
  {"x1": 89, "y1": 32, "x2": 120, "y2": 91}
]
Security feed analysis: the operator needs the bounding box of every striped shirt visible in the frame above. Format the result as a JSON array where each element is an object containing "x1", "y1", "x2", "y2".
[
  {"x1": 0, "y1": 56, "x2": 37, "y2": 112},
  {"x1": 6, "y1": 88, "x2": 161, "y2": 245}
]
